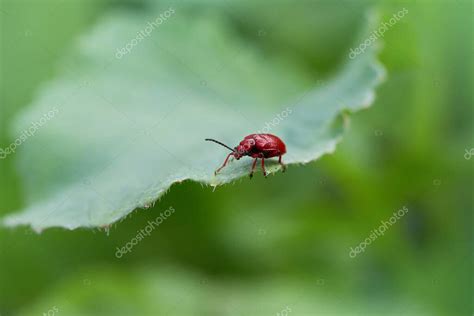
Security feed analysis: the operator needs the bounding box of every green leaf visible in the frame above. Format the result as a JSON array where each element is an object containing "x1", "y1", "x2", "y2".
[{"x1": 2, "y1": 5, "x2": 384, "y2": 231}]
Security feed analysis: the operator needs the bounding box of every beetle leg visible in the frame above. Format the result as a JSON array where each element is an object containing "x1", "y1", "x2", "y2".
[
  {"x1": 249, "y1": 157, "x2": 258, "y2": 179},
  {"x1": 215, "y1": 153, "x2": 233, "y2": 175},
  {"x1": 278, "y1": 155, "x2": 286, "y2": 172},
  {"x1": 261, "y1": 157, "x2": 267, "y2": 177}
]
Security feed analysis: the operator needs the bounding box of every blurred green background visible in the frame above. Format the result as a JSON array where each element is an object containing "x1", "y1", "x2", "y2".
[{"x1": 0, "y1": 0, "x2": 472, "y2": 315}]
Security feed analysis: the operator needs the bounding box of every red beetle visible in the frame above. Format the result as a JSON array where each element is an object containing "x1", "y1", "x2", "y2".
[{"x1": 205, "y1": 134, "x2": 287, "y2": 178}]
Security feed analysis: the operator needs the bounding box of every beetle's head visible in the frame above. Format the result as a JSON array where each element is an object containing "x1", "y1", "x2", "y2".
[
  {"x1": 234, "y1": 138, "x2": 255, "y2": 159},
  {"x1": 233, "y1": 146, "x2": 244, "y2": 159}
]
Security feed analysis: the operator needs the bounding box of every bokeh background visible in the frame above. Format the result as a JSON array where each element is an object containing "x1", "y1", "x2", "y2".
[{"x1": 0, "y1": 0, "x2": 472, "y2": 315}]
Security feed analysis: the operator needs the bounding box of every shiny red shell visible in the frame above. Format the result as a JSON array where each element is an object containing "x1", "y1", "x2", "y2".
[{"x1": 234, "y1": 134, "x2": 286, "y2": 159}]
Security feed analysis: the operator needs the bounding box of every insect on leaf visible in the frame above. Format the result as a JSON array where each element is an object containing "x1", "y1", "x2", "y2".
[{"x1": 2, "y1": 5, "x2": 385, "y2": 231}]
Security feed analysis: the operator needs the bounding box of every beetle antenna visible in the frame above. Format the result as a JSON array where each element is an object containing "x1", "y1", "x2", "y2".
[{"x1": 205, "y1": 138, "x2": 235, "y2": 152}]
